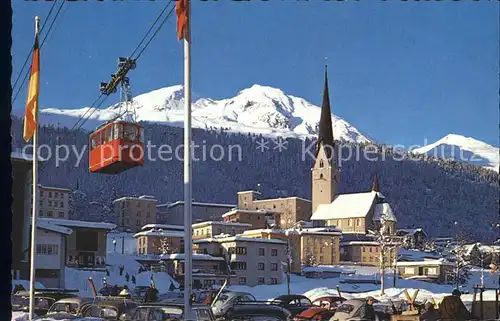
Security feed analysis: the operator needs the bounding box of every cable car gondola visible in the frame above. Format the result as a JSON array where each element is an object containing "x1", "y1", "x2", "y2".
[{"x1": 89, "y1": 120, "x2": 144, "y2": 174}]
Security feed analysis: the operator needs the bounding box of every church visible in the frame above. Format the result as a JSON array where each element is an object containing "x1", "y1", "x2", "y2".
[{"x1": 309, "y1": 67, "x2": 398, "y2": 265}]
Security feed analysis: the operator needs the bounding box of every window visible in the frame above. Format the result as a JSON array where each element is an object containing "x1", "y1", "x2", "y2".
[
  {"x1": 238, "y1": 277, "x2": 246, "y2": 285},
  {"x1": 426, "y1": 267, "x2": 438, "y2": 275},
  {"x1": 60, "y1": 201, "x2": 63, "y2": 207},
  {"x1": 356, "y1": 218, "x2": 361, "y2": 227},
  {"x1": 319, "y1": 159, "x2": 324, "y2": 168},
  {"x1": 404, "y1": 267, "x2": 415, "y2": 274},
  {"x1": 39, "y1": 210, "x2": 43, "y2": 217},
  {"x1": 47, "y1": 211, "x2": 53, "y2": 217},
  {"x1": 235, "y1": 247, "x2": 247, "y2": 255},
  {"x1": 337, "y1": 220, "x2": 341, "y2": 227},
  {"x1": 58, "y1": 212, "x2": 65, "y2": 218},
  {"x1": 230, "y1": 261, "x2": 247, "y2": 270},
  {"x1": 369, "y1": 256, "x2": 373, "y2": 262},
  {"x1": 40, "y1": 191, "x2": 43, "y2": 197},
  {"x1": 362, "y1": 247, "x2": 366, "y2": 252},
  {"x1": 146, "y1": 212, "x2": 150, "y2": 218},
  {"x1": 48, "y1": 200, "x2": 52, "y2": 207},
  {"x1": 123, "y1": 124, "x2": 137, "y2": 141},
  {"x1": 271, "y1": 249, "x2": 278, "y2": 256},
  {"x1": 257, "y1": 277, "x2": 265, "y2": 285},
  {"x1": 369, "y1": 247, "x2": 372, "y2": 253},
  {"x1": 258, "y1": 263, "x2": 265, "y2": 270},
  {"x1": 258, "y1": 248, "x2": 265, "y2": 256},
  {"x1": 49, "y1": 192, "x2": 52, "y2": 198},
  {"x1": 348, "y1": 219, "x2": 352, "y2": 227},
  {"x1": 271, "y1": 263, "x2": 278, "y2": 271},
  {"x1": 269, "y1": 278, "x2": 278, "y2": 285},
  {"x1": 137, "y1": 211, "x2": 142, "y2": 217},
  {"x1": 36, "y1": 244, "x2": 59, "y2": 255}
]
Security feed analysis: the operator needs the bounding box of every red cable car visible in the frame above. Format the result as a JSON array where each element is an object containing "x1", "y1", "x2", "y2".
[{"x1": 89, "y1": 121, "x2": 144, "y2": 174}]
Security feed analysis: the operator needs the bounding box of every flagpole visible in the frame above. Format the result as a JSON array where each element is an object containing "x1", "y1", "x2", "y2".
[
  {"x1": 183, "y1": 0, "x2": 193, "y2": 319},
  {"x1": 28, "y1": 16, "x2": 40, "y2": 321}
]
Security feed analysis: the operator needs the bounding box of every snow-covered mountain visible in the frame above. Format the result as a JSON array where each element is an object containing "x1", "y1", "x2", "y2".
[
  {"x1": 411, "y1": 134, "x2": 499, "y2": 172},
  {"x1": 22, "y1": 84, "x2": 372, "y2": 144}
]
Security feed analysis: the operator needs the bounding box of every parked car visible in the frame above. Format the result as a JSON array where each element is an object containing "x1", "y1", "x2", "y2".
[
  {"x1": 224, "y1": 301, "x2": 292, "y2": 321},
  {"x1": 131, "y1": 302, "x2": 216, "y2": 320},
  {"x1": 79, "y1": 298, "x2": 138, "y2": 320},
  {"x1": 36, "y1": 297, "x2": 95, "y2": 320},
  {"x1": 311, "y1": 296, "x2": 347, "y2": 310},
  {"x1": 269, "y1": 295, "x2": 312, "y2": 317},
  {"x1": 11, "y1": 289, "x2": 79, "y2": 316},
  {"x1": 328, "y1": 298, "x2": 391, "y2": 321},
  {"x1": 211, "y1": 291, "x2": 256, "y2": 318}
]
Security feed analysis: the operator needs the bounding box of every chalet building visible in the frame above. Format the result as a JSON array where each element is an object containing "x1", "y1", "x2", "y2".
[
  {"x1": 240, "y1": 226, "x2": 342, "y2": 274},
  {"x1": 39, "y1": 218, "x2": 116, "y2": 268},
  {"x1": 192, "y1": 221, "x2": 252, "y2": 240},
  {"x1": 32, "y1": 220, "x2": 72, "y2": 288},
  {"x1": 236, "y1": 191, "x2": 312, "y2": 229},
  {"x1": 134, "y1": 224, "x2": 184, "y2": 255},
  {"x1": 396, "y1": 228, "x2": 427, "y2": 248},
  {"x1": 396, "y1": 259, "x2": 455, "y2": 284},
  {"x1": 30, "y1": 185, "x2": 71, "y2": 219},
  {"x1": 222, "y1": 208, "x2": 281, "y2": 230},
  {"x1": 157, "y1": 201, "x2": 236, "y2": 226},
  {"x1": 340, "y1": 233, "x2": 397, "y2": 267},
  {"x1": 194, "y1": 235, "x2": 287, "y2": 287},
  {"x1": 113, "y1": 195, "x2": 158, "y2": 232}
]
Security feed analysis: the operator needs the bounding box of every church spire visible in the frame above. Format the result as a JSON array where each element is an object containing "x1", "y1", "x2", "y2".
[
  {"x1": 371, "y1": 173, "x2": 380, "y2": 192},
  {"x1": 315, "y1": 65, "x2": 335, "y2": 159}
]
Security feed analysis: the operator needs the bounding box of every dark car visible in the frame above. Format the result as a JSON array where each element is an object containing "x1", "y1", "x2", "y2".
[
  {"x1": 37, "y1": 297, "x2": 95, "y2": 320},
  {"x1": 11, "y1": 289, "x2": 79, "y2": 316},
  {"x1": 79, "y1": 298, "x2": 138, "y2": 320},
  {"x1": 131, "y1": 302, "x2": 216, "y2": 320},
  {"x1": 269, "y1": 295, "x2": 312, "y2": 317},
  {"x1": 224, "y1": 301, "x2": 292, "y2": 321}
]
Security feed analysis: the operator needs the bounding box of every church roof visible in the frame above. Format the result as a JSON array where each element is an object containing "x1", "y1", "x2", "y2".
[
  {"x1": 315, "y1": 66, "x2": 335, "y2": 160},
  {"x1": 311, "y1": 191, "x2": 397, "y2": 222},
  {"x1": 371, "y1": 174, "x2": 380, "y2": 192},
  {"x1": 311, "y1": 191, "x2": 377, "y2": 220}
]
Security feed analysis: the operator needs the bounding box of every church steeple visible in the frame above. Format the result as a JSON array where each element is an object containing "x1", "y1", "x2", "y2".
[
  {"x1": 371, "y1": 173, "x2": 380, "y2": 192},
  {"x1": 311, "y1": 65, "x2": 339, "y2": 215},
  {"x1": 315, "y1": 65, "x2": 335, "y2": 159}
]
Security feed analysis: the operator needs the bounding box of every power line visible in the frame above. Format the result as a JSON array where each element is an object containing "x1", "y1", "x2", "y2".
[
  {"x1": 11, "y1": 0, "x2": 59, "y2": 92},
  {"x1": 12, "y1": 0, "x2": 66, "y2": 105}
]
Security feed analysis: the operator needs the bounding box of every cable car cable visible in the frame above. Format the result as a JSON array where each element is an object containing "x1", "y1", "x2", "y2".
[
  {"x1": 11, "y1": 0, "x2": 60, "y2": 93},
  {"x1": 73, "y1": 1, "x2": 175, "y2": 132},
  {"x1": 12, "y1": 0, "x2": 66, "y2": 104}
]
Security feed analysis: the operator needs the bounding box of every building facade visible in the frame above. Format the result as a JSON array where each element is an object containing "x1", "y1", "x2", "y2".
[
  {"x1": 194, "y1": 236, "x2": 287, "y2": 287},
  {"x1": 396, "y1": 259, "x2": 455, "y2": 284},
  {"x1": 134, "y1": 225, "x2": 184, "y2": 255},
  {"x1": 222, "y1": 209, "x2": 281, "y2": 230},
  {"x1": 113, "y1": 195, "x2": 158, "y2": 232},
  {"x1": 31, "y1": 185, "x2": 71, "y2": 219},
  {"x1": 192, "y1": 221, "x2": 252, "y2": 240},
  {"x1": 236, "y1": 191, "x2": 311, "y2": 229}
]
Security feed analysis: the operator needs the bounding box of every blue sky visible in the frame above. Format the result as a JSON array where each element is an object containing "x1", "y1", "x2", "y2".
[{"x1": 12, "y1": 0, "x2": 499, "y2": 148}]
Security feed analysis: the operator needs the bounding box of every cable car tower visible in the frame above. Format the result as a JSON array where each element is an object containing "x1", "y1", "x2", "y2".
[{"x1": 100, "y1": 57, "x2": 138, "y2": 124}]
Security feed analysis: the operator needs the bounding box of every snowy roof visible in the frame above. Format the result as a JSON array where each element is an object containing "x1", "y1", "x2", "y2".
[
  {"x1": 192, "y1": 221, "x2": 252, "y2": 228},
  {"x1": 396, "y1": 259, "x2": 454, "y2": 267},
  {"x1": 193, "y1": 235, "x2": 287, "y2": 245},
  {"x1": 141, "y1": 224, "x2": 184, "y2": 231},
  {"x1": 222, "y1": 208, "x2": 280, "y2": 218},
  {"x1": 40, "y1": 218, "x2": 116, "y2": 230},
  {"x1": 397, "y1": 228, "x2": 426, "y2": 236},
  {"x1": 36, "y1": 219, "x2": 73, "y2": 235},
  {"x1": 341, "y1": 241, "x2": 380, "y2": 246},
  {"x1": 373, "y1": 203, "x2": 397, "y2": 222},
  {"x1": 159, "y1": 253, "x2": 225, "y2": 261},
  {"x1": 37, "y1": 184, "x2": 71, "y2": 192},
  {"x1": 159, "y1": 201, "x2": 235, "y2": 209},
  {"x1": 302, "y1": 266, "x2": 344, "y2": 273},
  {"x1": 252, "y1": 196, "x2": 311, "y2": 204},
  {"x1": 133, "y1": 230, "x2": 184, "y2": 238},
  {"x1": 113, "y1": 196, "x2": 157, "y2": 203},
  {"x1": 311, "y1": 191, "x2": 377, "y2": 221}
]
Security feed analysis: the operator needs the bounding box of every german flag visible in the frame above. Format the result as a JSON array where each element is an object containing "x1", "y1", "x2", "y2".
[
  {"x1": 23, "y1": 34, "x2": 40, "y2": 142},
  {"x1": 176, "y1": 0, "x2": 189, "y2": 41}
]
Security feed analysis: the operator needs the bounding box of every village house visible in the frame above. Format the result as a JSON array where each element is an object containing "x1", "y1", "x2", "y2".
[
  {"x1": 222, "y1": 208, "x2": 281, "y2": 230},
  {"x1": 192, "y1": 221, "x2": 252, "y2": 240},
  {"x1": 39, "y1": 218, "x2": 116, "y2": 268},
  {"x1": 340, "y1": 233, "x2": 398, "y2": 267},
  {"x1": 113, "y1": 195, "x2": 158, "y2": 232},
  {"x1": 236, "y1": 191, "x2": 312, "y2": 229},
  {"x1": 396, "y1": 228, "x2": 428, "y2": 249},
  {"x1": 134, "y1": 224, "x2": 184, "y2": 255},
  {"x1": 32, "y1": 219, "x2": 72, "y2": 288},
  {"x1": 193, "y1": 235, "x2": 287, "y2": 287},
  {"x1": 157, "y1": 201, "x2": 236, "y2": 226},
  {"x1": 30, "y1": 184, "x2": 72, "y2": 219},
  {"x1": 239, "y1": 226, "x2": 342, "y2": 274},
  {"x1": 396, "y1": 259, "x2": 455, "y2": 284}
]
